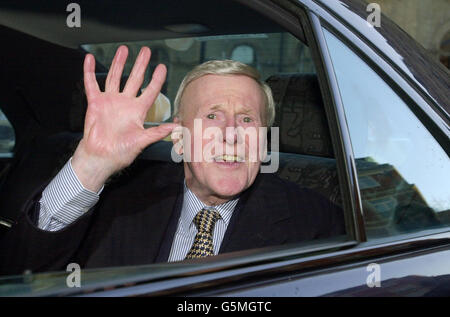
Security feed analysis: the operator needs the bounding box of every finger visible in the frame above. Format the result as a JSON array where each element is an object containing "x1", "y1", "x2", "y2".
[
  {"x1": 123, "y1": 47, "x2": 151, "y2": 97},
  {"x1": 105, "y1": 45, "x2": 128, "y2": 93},
  {"x1": 83, "y1": 54, "x2": 100, "y2": 101},
  {"x1": 138, "y1": 123, "x2": 179, "y2": 148},
  {"x1": 138, "y1": 63, "x2": 167, "y2": 110}
]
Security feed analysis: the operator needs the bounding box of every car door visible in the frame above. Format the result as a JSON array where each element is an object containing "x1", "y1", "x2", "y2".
[{"x1": 213, "y1": 0, "x2": 450, "y2": 297}]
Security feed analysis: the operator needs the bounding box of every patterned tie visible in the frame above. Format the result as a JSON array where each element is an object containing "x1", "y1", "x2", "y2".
[{"x1": 185, "y1": 208, "x2": 221, "y2": 259}]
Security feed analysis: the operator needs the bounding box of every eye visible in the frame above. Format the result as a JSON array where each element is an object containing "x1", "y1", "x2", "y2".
[
  {"x1": 243, "y1": 116, "x2": 252, "y2": 123},
  {"x1": 206, "y1": 113, "x2": 216, "y2": 120}
]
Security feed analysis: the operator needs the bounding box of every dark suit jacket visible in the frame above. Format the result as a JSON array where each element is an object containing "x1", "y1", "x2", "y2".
[{"x1": 0, "y1": 160, "x2": 345, "y2": 275}]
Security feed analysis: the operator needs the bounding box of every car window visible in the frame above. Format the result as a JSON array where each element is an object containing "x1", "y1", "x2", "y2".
[
  {"x1": 0, "y1": 109, "x2": 15, "y2": 156},
  {"x1": 322, "y1": 28, "x2": 450, "y2": 239},
  {"x1": 80, "y1": 31, "x2": 348, "y2": 253}
]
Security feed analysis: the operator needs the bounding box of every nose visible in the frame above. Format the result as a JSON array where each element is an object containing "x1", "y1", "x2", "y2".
[
  {"x1": 223, "y1": 116, "x2": 237, "y2": 145},
  {"x1": 225, "y1": 127, "x2": 238, "y2": 145}
]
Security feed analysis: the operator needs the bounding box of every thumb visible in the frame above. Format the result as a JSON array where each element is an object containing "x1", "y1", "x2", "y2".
[{"x1": 139, "y1": 123, "x2": 180, "y2": 147}]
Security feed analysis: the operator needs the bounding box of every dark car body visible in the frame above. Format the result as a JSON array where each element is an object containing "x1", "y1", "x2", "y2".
[{"x1": 0, "y1": 0, "x2": 448, "y2": 296}]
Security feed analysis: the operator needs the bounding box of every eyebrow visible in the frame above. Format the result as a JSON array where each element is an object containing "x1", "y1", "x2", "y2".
[
  {"x1": 208, "y1": 104, "x2": 256, "y2": 115},
  {"x1": 209, "y1": 104, "x2": 224, "y2": 112}
]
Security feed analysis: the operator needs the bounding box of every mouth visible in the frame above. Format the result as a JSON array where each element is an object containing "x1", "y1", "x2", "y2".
[
  {"x1": 214, "y1": 154, "x2": 245, "y2": 163},
  {"x1": 213, "y1": 155, "x2": 245, "y2": 169}
]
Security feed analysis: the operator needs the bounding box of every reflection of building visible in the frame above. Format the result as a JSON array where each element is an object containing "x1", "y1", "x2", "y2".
[
  {"x1": 356, "y1": 157, "x2": 448, "y2": 237},
  {"x1": 363, "y1": 0, "x2": 450, "y2": 69}
]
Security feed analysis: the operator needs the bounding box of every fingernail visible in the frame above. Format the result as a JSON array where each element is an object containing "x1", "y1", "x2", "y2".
[{"x1": 139, "y1": 47, "x2": 148, "y2": 57}]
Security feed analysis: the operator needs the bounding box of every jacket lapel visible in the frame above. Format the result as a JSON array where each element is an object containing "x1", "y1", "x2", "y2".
[
  {"x1": 138, "y1": 179, "x2": 184, "y2": 263},
  {"x1": 220, "y1": 173, "x2": 292, "y2": 253}
]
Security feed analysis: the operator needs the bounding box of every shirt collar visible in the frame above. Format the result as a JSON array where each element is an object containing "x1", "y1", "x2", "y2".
[{"x1": 180, "y1": 180, "x2": 239, "y2": 231}]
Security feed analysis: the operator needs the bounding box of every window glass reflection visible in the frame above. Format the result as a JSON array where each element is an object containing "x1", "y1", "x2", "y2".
[{"x1": 323, "y1": 29, "x2": 450, "y2": 238}]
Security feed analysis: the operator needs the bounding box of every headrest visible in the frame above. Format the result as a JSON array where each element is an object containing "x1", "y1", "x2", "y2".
[{"x1": 266, "y1": 73, "x2": 334, "y2": 158}]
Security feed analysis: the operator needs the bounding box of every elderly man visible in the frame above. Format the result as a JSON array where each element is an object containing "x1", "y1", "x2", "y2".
[{"x1": 0, "y1": 47, "x2": 344, "y2": 275}]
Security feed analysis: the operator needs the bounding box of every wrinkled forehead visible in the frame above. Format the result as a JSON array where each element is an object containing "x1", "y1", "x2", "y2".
[{"x1": 179, "y1": 74, "x2": 265, "y2": 115}]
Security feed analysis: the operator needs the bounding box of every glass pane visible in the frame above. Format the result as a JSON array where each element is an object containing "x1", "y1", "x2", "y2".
[
  {"x1": 80, "y1": 32, "x2": 346, "y2": 244},
  {"x1": 82, "y1": 32, "x2": 316, "y2": 123},
  {"x1": 0, "y1": 110, "x2": 15, "y2": 154},
  {"x1": 323, "y1": 29, "x2": 450, "y2": 238},
  {"x1": 231, "y1": 45, "x2": 255, "y2": 64}
]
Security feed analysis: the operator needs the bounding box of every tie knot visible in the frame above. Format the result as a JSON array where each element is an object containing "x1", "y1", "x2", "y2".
[{"x1": 193, "y1": 208, "x2": 221, "y2": 233}]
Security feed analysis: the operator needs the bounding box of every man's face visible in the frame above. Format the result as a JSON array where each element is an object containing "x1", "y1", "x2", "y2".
[{"x1": 176, "y1": 74, "x2": 266, "y2": 205}]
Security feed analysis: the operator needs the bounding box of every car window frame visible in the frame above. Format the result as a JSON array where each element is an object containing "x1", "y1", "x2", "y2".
[
  {"x1": 307, "y1": 2, "x2": 450, "y2": 245},
  {"x1": 289, "y1": 5, "x2": 364, "y2": 243}
]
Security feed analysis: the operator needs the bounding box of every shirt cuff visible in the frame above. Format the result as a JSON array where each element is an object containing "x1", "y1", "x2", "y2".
[{"x1": 40, "y1": 157, "x2": 104, "y2": 225}]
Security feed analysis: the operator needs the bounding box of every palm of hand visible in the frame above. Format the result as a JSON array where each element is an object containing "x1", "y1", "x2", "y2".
[
  {"x1": 83, "y1": 92, "x2": 150, "y2": 169},
  {"x1": 72, "y1": 45, "x2": 178, "y2": 190}
]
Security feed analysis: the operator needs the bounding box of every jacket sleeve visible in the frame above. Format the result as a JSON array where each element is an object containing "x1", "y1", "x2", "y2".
[{"x1": 0, "y1": 185, "x2": 95, "y2": 276}]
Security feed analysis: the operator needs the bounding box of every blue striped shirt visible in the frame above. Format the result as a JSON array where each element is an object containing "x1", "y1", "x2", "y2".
[{"x1": 38, "y1": 158, "x2": 239, "y2": 261}]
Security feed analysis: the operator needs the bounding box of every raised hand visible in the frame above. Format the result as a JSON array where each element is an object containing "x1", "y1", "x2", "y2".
[{"x1": 72, "y1": 46, "x2": 178, "y2": 192}]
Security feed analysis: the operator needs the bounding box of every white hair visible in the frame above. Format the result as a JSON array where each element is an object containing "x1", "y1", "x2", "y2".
[{"x1": 173, "y1": 60, "x2": 275, "y2": 127}]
